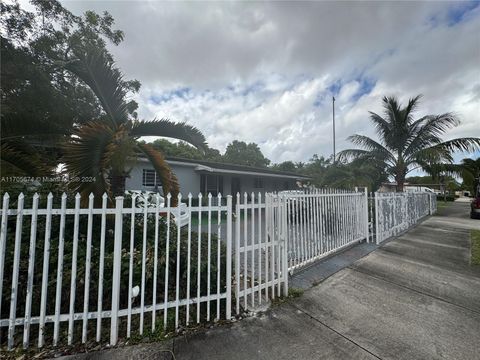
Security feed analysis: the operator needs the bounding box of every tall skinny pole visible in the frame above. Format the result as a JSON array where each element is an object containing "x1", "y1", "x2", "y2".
[{"x1": 332, "y1": 96, "x2": 336, "y2": 164}]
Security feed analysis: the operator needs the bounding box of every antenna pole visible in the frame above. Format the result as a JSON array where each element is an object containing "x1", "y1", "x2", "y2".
[{"x1": 332, "y1": 96, "x2": 336, "y2": 164}]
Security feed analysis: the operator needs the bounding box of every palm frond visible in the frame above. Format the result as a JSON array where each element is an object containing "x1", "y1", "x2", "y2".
[
  {"x1": 404, "y1": 113, "x2": 460, "y2": 159},
  {"x1": 0, "y1": 141, "x2": 49, "y2": 176},
  {"x1": 432, "y1": 137, "x2": 480, "y2": 153},
  {"x1": 62, "y1": 121, "x2": 115, "y2": 199},
  {"x1": 131, "y1": 119, "x2": 207, "y2": 152},
  {"x1": 368, "y1": 111, "x2": 391, "y2": 143},
  {"x1": 347, "y1": 134, "x2": 396, "y2": 164},
  {"x1": 337, "y1": 149, "x2": 375, "y2": 163},
  {"x1": 403, "y1": 95, "x2": 422, "y2": 125},
  {"x1": 136, "y1": 142, "x2": 180, "y2": 205},
  {"x1": 412, "y1": 145, "x2": 453, "y2": 166},
  {"x1": 64, "y1": 46, "x2": 129, "y2": 128}
]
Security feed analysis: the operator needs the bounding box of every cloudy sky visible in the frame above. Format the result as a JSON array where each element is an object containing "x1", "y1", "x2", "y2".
[{"x1": 60, "y1": 0, "x2": 479, "y2": 164}]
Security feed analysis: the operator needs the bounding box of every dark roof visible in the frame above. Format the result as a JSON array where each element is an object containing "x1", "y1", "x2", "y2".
[{"x1": 164, "y1": 156, "x2": 311, "y2": 179}]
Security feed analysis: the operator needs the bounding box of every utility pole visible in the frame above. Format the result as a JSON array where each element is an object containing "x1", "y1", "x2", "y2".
[{"x1": 332, "y1": 96, "x2": 336, "y2": 164}]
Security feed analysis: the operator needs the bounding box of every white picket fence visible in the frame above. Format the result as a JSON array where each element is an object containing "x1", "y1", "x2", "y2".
[
  {"x1": 374, "y1": 191, "x2": 437, "y2": 244},
  {"x1": 0, "y1": 191, "x2": 291, "y2": 350},
  {"x1": 0, "y1": 188, "x2": 437, "y2": 350}
]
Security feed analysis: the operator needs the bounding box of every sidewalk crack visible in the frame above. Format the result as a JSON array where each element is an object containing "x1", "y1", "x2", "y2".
[
  {"x1": 348, "y1": 266, "x2": 480, "y2": 316},
  {"x1": 290, "y1": 303, "x2": 383, "y2": 360}
]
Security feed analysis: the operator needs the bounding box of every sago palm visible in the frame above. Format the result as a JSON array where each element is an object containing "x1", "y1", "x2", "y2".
[
  {"x1": 62, "y1": 45, "x2": 206, "y2": 203},
  {"x1": 339, "y1": 95, "x2": 480, "y2": 191}
]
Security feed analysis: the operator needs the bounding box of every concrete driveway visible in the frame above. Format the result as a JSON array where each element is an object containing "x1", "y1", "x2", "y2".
[{"x1": 62, "y1": 201, "x2": 480, "y2": 360}]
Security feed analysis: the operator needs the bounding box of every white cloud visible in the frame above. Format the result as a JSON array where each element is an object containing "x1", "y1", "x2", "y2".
[{"x1": 58, "y1": 0, "x2": 480, "y2": 163}]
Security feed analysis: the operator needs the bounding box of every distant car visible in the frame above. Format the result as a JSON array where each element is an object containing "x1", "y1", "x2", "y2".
[
  {"x1": 404, "y1": 186, "x2": 436, "y2": 193},
  {"x1": 471, "y1": 186, "x2": 480, "y2": 219}
]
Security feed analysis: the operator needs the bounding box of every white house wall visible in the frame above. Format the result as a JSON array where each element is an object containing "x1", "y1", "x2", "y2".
[
  {"x1": 126, "y1": 162, "x2": 300, "y2": 197},
  {"x1": 126, "y1": 162, "x2": 200, "y2": 195}
]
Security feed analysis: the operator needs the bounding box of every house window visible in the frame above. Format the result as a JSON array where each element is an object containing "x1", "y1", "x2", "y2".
[
  {"x1": 200, "y1": 174, "x2": 224, "y2": 196},
  {"x1": 253, "y1": 177, "x2": 264, "y2": 189},
  {"x1": 142, "y1": 169, "x2": 158, "y2": 187}
]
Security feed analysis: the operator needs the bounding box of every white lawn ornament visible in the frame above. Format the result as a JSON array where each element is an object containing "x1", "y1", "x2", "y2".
[
  {"x1": 131, "y1": 285, "x2": 140, "y2": 298},
  {"x1": 125, "y1": 190, "x2": 189, "y2": 227}
]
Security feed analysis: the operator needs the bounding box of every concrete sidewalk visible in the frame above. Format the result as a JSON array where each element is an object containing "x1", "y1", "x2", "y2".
[{"x1": 63, "y1": 201, "x2": 480, "y2": 360}]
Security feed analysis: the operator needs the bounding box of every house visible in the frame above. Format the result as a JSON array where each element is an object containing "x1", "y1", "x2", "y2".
[{"x1": 125, "y1": 156, "x2": 310, "y2": 198}]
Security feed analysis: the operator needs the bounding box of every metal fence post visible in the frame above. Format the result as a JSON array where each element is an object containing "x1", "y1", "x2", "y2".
[
  {"x1": 375, "y1": 192, "x2": 380, "y2": 244},
  {"x1": 364, "y1": 187, "x2": 369, "y2": 243},
  {"x1": 226, "y1": 195, "x2": 232, "y2": 320},
  {"x1": 281, "y1": 195, "x2": 289, "y2": 297},
  {"x1": 110, "y1": 196, "x2": 124, "y2": 346}
]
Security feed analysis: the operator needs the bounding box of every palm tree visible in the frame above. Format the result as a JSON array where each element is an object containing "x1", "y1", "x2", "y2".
[
  {"x1": 339, "y1": 95, "x2": 480, "y2": 191},
  {"x1": 62, "y1": 45, "x2": 206, "y2": 203}
]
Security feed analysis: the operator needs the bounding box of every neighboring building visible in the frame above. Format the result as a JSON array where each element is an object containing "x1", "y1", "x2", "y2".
[{"x1": 126, "y1": 156, "x2": 310, "y2": 198}]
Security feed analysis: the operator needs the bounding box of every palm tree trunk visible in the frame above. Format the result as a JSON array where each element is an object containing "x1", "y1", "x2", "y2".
[
  {"x1": 110, "y1": 172, "x2": 127, "y2": 197},
  {"x1": 395, "y1": 173, "x2": 405, "y2": 192}
]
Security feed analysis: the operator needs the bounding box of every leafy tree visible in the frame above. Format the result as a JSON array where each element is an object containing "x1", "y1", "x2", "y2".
[
  {"x1": 301, "y1": 154, "x2": 331, "y2": 180},
  {"x1": 460, "y1": 157, "x2": 480, "y2": 195},
  {"x1": 223, "y1": 140, "x2": 270, "y2": 167},
  {"x1": 271, "y1": 161, "x2": 298, "y2": 172},
  {"x1": 146, "y1": 139, "x2": 203, "y2": 160},
  {"x1": 317, "y1": 159, "x2": 387, "y2": 190},
  {"x1": 339, "y1": 95, "x2": 480, "y2": 191},
  {"x1": 1, "y1": 1, "x2": 206, "y2": 203},
  {"x1": 1, "y1": 0, "x2": 136, "y2": 177},
  {"x1": 405, "y1": 175, "x2": 435, "y2": 185},
  {"x1": 147, "y1": 139, "x2": 223, "y2": 162}
]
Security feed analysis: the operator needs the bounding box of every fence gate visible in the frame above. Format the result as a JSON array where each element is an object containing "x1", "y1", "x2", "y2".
[
  {"x1": 234, "y1": 193, "x2": 288, "y2": 313},
  {"x1": 285, "y1": 188, "x2": 370, "y2": 271}
]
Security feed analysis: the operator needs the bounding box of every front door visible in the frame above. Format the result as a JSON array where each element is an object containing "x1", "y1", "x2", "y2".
[{"x1": 231, "y1": 177, "x2": 241, "y2": 198}]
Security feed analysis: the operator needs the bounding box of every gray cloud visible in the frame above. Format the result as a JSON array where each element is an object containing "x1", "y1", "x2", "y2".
[{"x1": 58, "y1": 0, "x2": 480, "y2": 163}]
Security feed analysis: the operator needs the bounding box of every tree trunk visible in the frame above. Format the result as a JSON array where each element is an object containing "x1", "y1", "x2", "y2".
[
  {"x1": 395, "y1": 169, "x2": 406, "y2": 192},
  {"x1": 110, "y1": 172, "x2": 127, "y2": 197},
  {"x1": 395, "y1": 159, "x2": 406, "y2": 192}
]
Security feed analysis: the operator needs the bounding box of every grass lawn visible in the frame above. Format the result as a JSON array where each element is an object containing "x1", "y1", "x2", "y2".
[
  {"x1": 471, "y1": 230, "x2": 480, "y2": 266},
  {"x1": 437, "y1": 201, "x2": 453, "y2": 209}
]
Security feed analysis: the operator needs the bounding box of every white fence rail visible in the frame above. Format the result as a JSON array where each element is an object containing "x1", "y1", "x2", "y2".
[{"x1": 374, "y1": 192, "x2": 437, "y2": 244}]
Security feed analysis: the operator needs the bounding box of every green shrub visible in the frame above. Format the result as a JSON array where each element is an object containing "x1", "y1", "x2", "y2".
[{"x1": 437, "y1": 195, "x2": 455, "y2": 202}]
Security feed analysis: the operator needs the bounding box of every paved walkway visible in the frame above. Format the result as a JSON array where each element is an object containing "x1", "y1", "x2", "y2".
[{"x1": 63, "y1": 201, "x2": 480, "y2": 360}]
